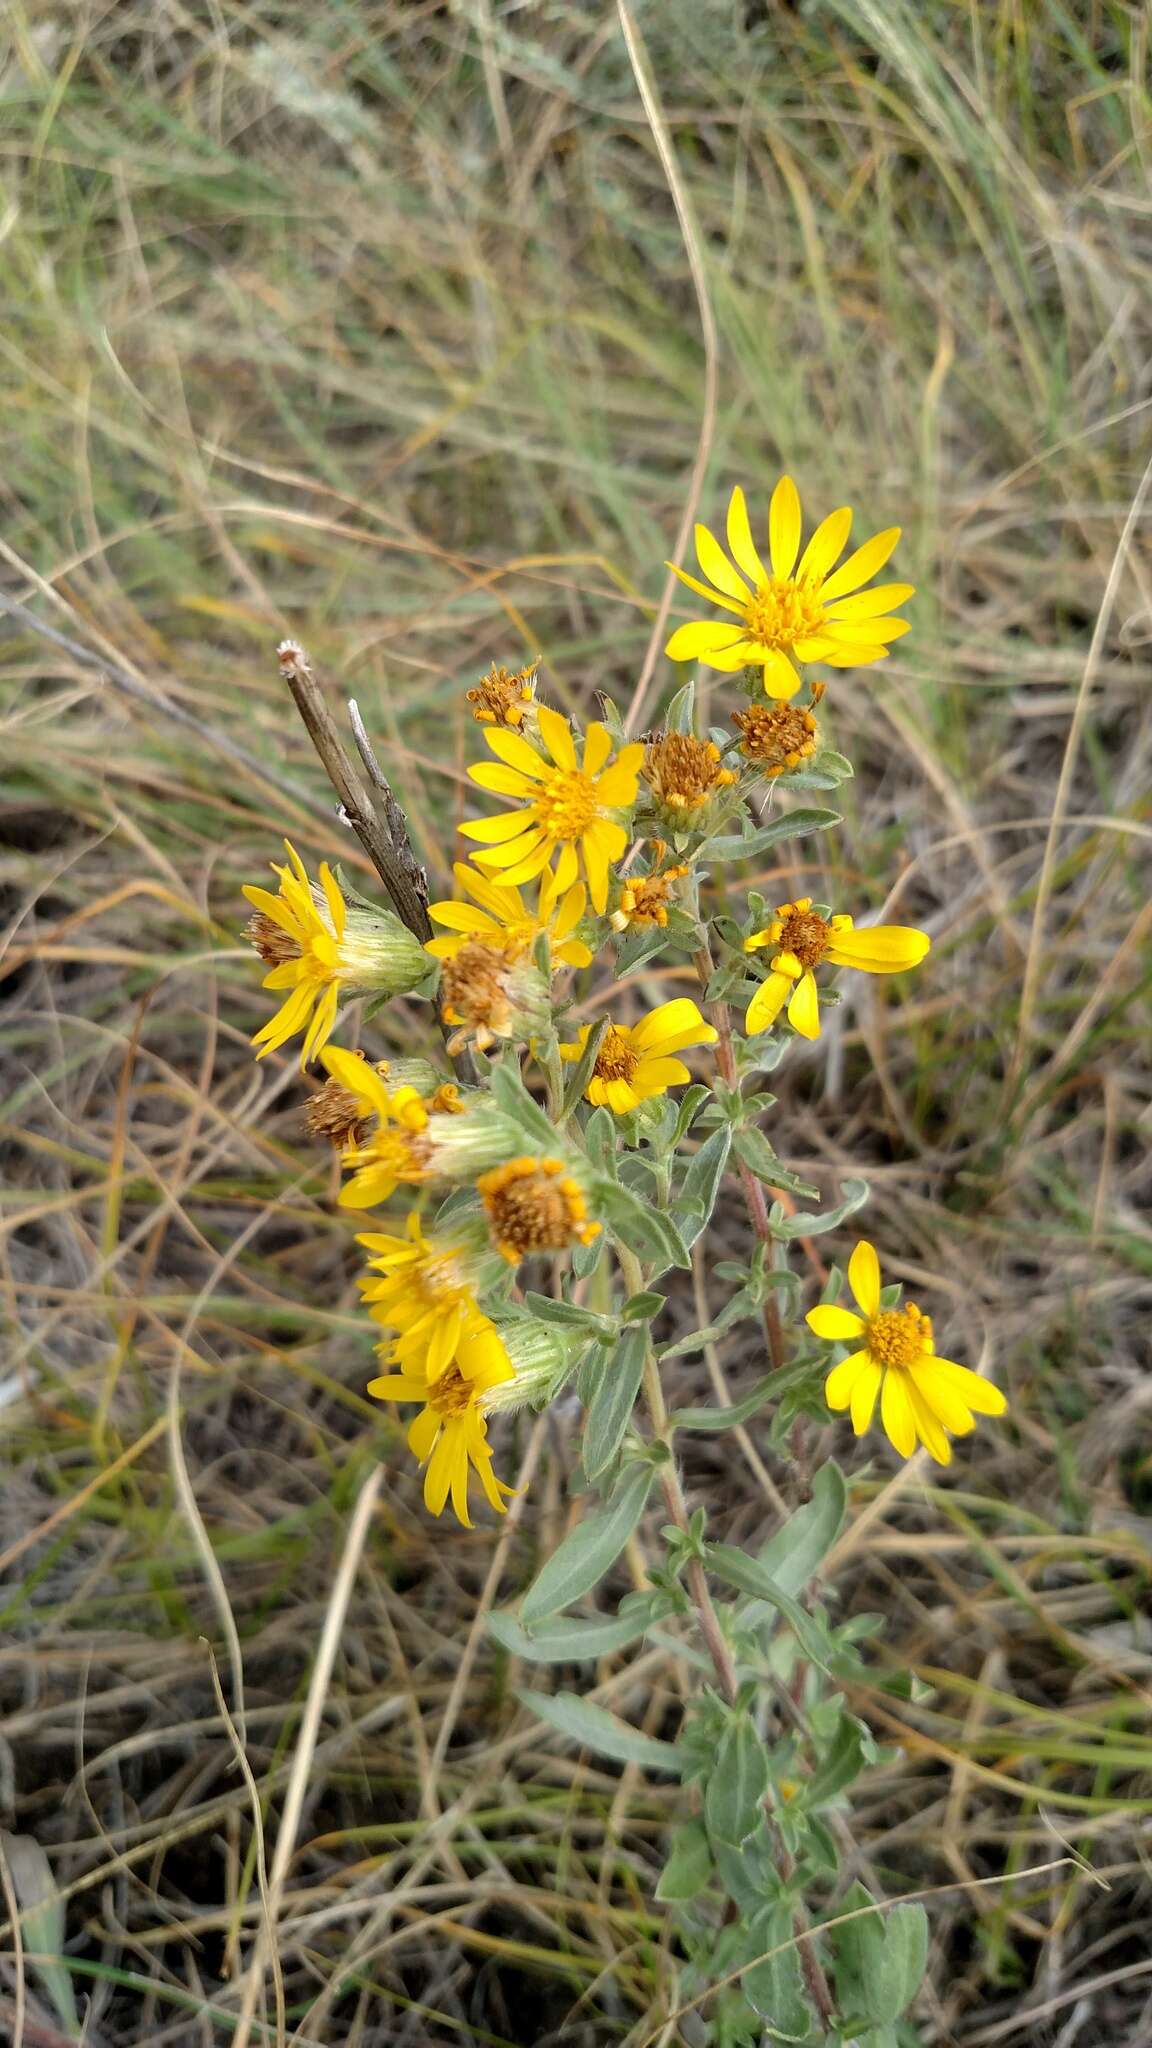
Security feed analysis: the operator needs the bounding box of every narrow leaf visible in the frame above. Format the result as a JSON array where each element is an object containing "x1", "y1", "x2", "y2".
[
  {"x1": 488, "y1": 1604, "x2": 655, "y2": 1663},
  {"x1": 704, "y1": 807, "x2": 841, "y2": 861},
  {"x1": 770, "y1": 1176, "x2": 869, "y2": 1239},
  {"x1": 754, "y1": 1462, "x2": 846, "y2": 1600},
  {"x1": 706, "y1": 1544, "x2": 833, "y2": 1669},
  {"x1": 583, "y1": 1326, "x2": 647, "y2": 1480},
  {"x1": 656, "y1": 1819, "x2": 713, "y2": 1902},
  {"x1": 488, "y1": 1060, "x2": 559, "y2": 1148},
  {"x1": 561, "y1": 1016, "x2": 609, "y2": 1115},
  {"x1": 705, "y1": 1716, "x2": 769, "y2": 1846},
  {"x1": 521, "y1": 1464, "x2": 654, "y2": 1626},
  {"x1": 674, "y1": 1126, "x2": 731, "y2": 1249},
  {"x1": 669, "y1": 1372, "x2": 778, "y2": 1431},
  {"x1": 518, "y1": 1689, "x2": 681, "y2": 1772}
]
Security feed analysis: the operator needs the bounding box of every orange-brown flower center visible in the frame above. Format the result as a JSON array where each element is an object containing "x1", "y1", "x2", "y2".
[
  {"x1": 426, "y1": 1366, "x2": 475, "y2": 1419},
  {"x1": 594, "y1": 1026, "x2": 639, "y2": 1084},
  {"x1": 245, "y1": 912, "x2": 300, "y2": 968},
  {"x1": 778, "y1": 910, "x2": 831, "y2": 970},
  {"x1": 478, "y1": 1156, "x2": 597, "y2": 1261},
  {"x1": 732, "y1": 703, "x2": 819, "y2": 773},
  {"x1": 867, "y1": 1305, "x2": 931, "y2": 1370},
  {"x1": 642, "y1": 732, "x2": 738, "y2": 812},
  {"x1": 440, "y1": 939, "x2": 516, "y2": 1031},
  {"x1": 535, "y1": 766, "x2": 599, "y2": 839},
  {"x1": 743, "y1": 577, "x2": 825, "y2": 650},
  {"x1": 305, "y1": 1077, "x2": 369, "y2": 1147},
  {"x1": 613, "y1": 867, "x2": 686, "y2": 929}
]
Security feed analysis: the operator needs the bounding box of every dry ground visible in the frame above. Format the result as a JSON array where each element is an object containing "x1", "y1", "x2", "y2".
[{"x1": 1, "y1": 4, "x2": 1151, "y2": 2044}]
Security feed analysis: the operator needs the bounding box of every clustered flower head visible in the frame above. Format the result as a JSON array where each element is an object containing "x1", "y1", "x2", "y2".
[{"x1": 239, "y1": 473, "x2": 1006, "y2": 1525}]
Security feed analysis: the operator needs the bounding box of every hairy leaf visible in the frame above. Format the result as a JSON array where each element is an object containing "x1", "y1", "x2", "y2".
[
  {"x1": 583, "y1": 1326, "x2": 647, "y2": 1480},
  {"x1": 518, "y1": 1689, "x2": 681, "y2": 1772},
  {"x1": 521, "y1": 1464, "x2": 654, "y2": 1626}
]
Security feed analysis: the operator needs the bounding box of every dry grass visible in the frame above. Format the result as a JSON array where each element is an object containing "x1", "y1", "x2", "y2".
[{"x1": 2, "y1": 3, "x2": 1151, "y2": 2042}]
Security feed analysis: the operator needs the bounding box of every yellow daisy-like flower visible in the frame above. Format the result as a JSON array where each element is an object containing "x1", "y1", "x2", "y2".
[
  {"x1": 366, "y1": 1353, "x2": 515, "y2": 1526},
  {"x1": 425, "y1": 861, "x2": 592, "y2": 969},
  {"x1": 664, "y1": 480, "x2": 913, "y2": 699},
  {"x1": 242, "y1": 841, "x2": 428, "y2": 1066},
  {"x1": 559, "y1": 998, "x2": 718, "y2": 1115},
  {"x1": 744, "y1": 897, "x2": 930, "y2": 1041},
  {"x1": 460, "y1": 705, "x2": 644, "y2": 915},
  {"x1": 806, "y1": 1240, "x2": 1007, "y2": 1465},
  {"x1": 319, "y1": 1047, "x2": 433, "y2": 1210},
  {"x1": 357, "y1": 1213, "x2": 510, "y2": 1383},
  {"x1": 609, "y1": 854, "x2": 689, "y2": 933}
]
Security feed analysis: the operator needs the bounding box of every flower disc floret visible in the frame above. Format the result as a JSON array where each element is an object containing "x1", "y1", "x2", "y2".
[
  {"x1": 664, "y1": 479, "x2": 913, "y2": 699},
  {"x1": 465, "y1": 660, "x2": 538, "y2": 728},
  {"x1": 610, "y1": 860, "x2": 689, "y2": 933},
  {"x1": 744, "y1": 896, "x2": 930, "y2": 1041},
  {"x1": 559, "y1": 998, "x2": 718, "y2": 1115},
  {"x1": 806, "y1": 1240, "x2": 1007, "y2": 1465},
  {"x1": 461, "y1": 705, "x2": 644, "y2": 914}
]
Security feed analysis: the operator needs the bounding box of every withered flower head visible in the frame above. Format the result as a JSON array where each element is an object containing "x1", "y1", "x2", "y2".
[
  {"x1": 609, "y1": 858, "x2": 689, "y2": 933},
  {"x1": 465, "y1": 661, "x2": 539, "y2": 729},
  {"x1": 438, "y1": 938, "x2": 550, "y2": 1057},
  {"x1": 477, "y1": 1156, "x2": 599, "y2": 1265},
  {"x1": 732, "y1": 702, "x2": 820, "y2": 778},
  {"x1": 641, "y1": 732, "x2": 739, "y2": 817}
]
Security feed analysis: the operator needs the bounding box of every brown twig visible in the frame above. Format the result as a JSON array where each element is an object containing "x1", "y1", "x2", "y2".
[{"x1": 276, "y1": 640, "x2": 431, "y2": 942}]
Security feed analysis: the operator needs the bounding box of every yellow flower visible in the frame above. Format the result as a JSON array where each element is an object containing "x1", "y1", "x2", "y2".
[
  {"x1": 319, "y1": 1047, "x2": 433, "y2": 1209},
  {"x1": 357, "y1": 1213, "x2": 510, "y2": 1383},
  {"x1": 477, "y1": 1156, "x2": 600, "y2": 1264},
  {"x1": 664, "y1": 480, "x2": 913, "y2": 699},
  {"x1": 806, "y1": 1240, "x2": 1007, "y2": 1465},
  {"x1": 242, "y1": 841, "x2": 428, "y2": 1065},
  {"x1": 306, "y1": 1054, "x2": 457, "y2": 1149},
  {"x1": 460, "y1": 704, "x2": 644, "y2": 915},
  {"x1": 744, "y1": 897, "x2": 929, "y2": 1040},
  {"x1": 426, "y1": 861, "x2": 592, "y2": 968},
  {"x1": 366, "y1": 1354, "x2": 515, "y2": 1527},
  {"x1": 559, "y1": 998, "x2": 718, "y2": 1115}
]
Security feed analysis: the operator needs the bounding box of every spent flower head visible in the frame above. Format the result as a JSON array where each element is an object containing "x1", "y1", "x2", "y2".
[{"x1": 733, "y1": 701, "x2": 820, "y2": 778}]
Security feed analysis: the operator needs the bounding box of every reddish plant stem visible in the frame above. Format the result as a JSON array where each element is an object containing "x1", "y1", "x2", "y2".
[{"x1": 693, "y1": 944, "x2": 785, "y2": 1374}]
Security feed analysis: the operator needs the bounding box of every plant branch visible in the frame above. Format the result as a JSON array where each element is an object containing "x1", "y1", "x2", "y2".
[{"x1": 277, "y1": 640, "x2": 431, "y2": 942}]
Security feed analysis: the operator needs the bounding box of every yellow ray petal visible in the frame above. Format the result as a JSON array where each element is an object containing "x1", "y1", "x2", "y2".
[
  {"x1": 630, "y1": 997, "x2": 713, "y2": 1053},
  {"x1": 745, "y1": 970, "x2": 793, "y2": 1036},
  {"x1": 786, "y1": 970, "x2": 820, "y2": 1039},
  {"x1": 818, "y1": 526, "x2": 901, "y2": 603},
  {"x1": 665, "y1": 560, "x2": 746, "y2": 616},
  {"x1": 824, "y1": 925, "x2": 931, "y2": 974},
  {"x1": 583, "y1": 722, "x2": 613, "y2": 777},
  {"x1": 470, "y1": 762, "x2": 538, "y2": 797},
  {"x1": 536, "y1": 703, "x2": 577, "y2": 771},
  {"x1": 665, "y1": 620, "x2": 747, "y2": 661},
  {"x1": 850, "y1": 1358, "x2": 883, "y2": 1434},
  {"x1": 880, "y1": 1369, "x2": 916, "y2": 1458},
  {"x1": 694, "y1": 522, "x2": 751, "y2": 601},
  {"x1": 848, "y1": 1240, "x2": 881, "y2": 1318},
  {"x1": 459, "y1": 809, "x2": 540, "y2": 845},
  {"x1": 769, "y1": 475, "x2": 802, "y2": 579},
  {"x1": 797, "y1": 505, "x2": 852, "y2": 586},
  {"x1": 807, "y1": 1305, "x2": 866, "y2": 1341},
  {"x1": 923, "y1": 1357, "x2": 1007, "y2": 1417},
  {"x1": 823, "y1": 582, "x2": 915, "y2": 622},
  {"x1": 725, "y1": 485, "x2": 768, "y2": 586},
  {"x1": 824, "y1": 1348, "x2": 869, "y2": 1410}
]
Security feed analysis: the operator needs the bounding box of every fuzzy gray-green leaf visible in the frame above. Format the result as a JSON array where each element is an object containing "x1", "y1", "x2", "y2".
[
  {"x1": 583, "y1": 1326, "x2": 647, "y2": 1480},
  {"x1": 518, "y1": 1689, "x2": 681, "y2": 1772},
  {"x1": 704, "y1": 1716, "x2": 769, "y2": 1846},
  {"x1": 521, "y1": 1464, "x2": 653, "y2": 1626}
]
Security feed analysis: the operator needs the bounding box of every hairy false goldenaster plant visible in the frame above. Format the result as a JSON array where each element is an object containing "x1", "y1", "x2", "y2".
[{"x1": 237, "y1": 459, "x2": 1006, "y2": 2042}]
